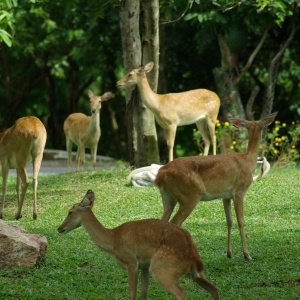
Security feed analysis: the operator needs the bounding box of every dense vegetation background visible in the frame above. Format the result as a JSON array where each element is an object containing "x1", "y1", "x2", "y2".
[{"x1": 1, "y1": 0, "x2": 299, "y2": 163}]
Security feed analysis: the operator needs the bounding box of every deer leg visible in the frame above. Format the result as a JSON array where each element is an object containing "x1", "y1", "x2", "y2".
[
  {"x1": 31, "y1": 152, "x2": 43, "y2": 220},
  {"x1": 160, "y1": 189, "x2": 177, "y2": 222},
  {"x1": 223, "y1": 199, "x2": 233, "y2": 258},
  {"x1": 126, "y1": 264, "x2": 139, "y2": 300},
  {"x1": 91, "y1": 145, "x2": 98, "y2": 171},
  {"x1": 170, "y1": 196, "x2": 199, "y2": 227},
  {"x1": 196, "y1": 119, "x2": 211, "y2": 156},
  {"x1": 233, "y1": 194, "x2": 252, "y2": 260},
  {"x1": 190, "y1": 265, "x2": 219, "y2": 300},
  {"x1": 150, "y1": 257, "x2": 186, "y2": 300},
  {"x1": 164, "y1": 125, "x2": 176, "y2": 162},
  {"x1": 141, "y1": 267, "x2": 150, "y2": 300},
  {"x1": 0, "y1": 162, "x2": 9, "y2": 219},
  {"x1": 207, "y1": 117, "x2": 217, "y2": 155},
  {"x1": 79, "y1": 143, "x2": 86, "y2": 171},
  {"x1": 66, "y1": 137, "x2": 73, "y2": 171},
  {"x1": 15, "y1": 166, "x2": 29, "y2": 220}
]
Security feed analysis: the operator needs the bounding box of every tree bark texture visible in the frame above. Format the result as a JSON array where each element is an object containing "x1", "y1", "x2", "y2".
[{"x1": 119, "y1": 0, "x2": 160, "y2": 167}]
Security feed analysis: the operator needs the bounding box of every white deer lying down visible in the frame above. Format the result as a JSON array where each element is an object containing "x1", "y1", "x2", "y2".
[
  {"x1": 154, "y1": 112, "x2": 278, "y2": 261},
  {"x1": 58, "y1": 190, "x2": 219, "y2": 300}
]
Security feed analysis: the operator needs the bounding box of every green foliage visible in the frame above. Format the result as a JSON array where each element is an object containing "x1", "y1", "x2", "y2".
[
  {"x1": 193, "y1": 119, "x2": 300, "y2": 166},
  {"x1": 0, "y1": 168, "x2": 299, "y2": 299},
  {"x1": 262, "y1": 120, "x2": 300, "y2": 166}
]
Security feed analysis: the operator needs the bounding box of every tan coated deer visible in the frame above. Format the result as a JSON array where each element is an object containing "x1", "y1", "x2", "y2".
[
  {"x1": 58, "y1": 190, "x2": 219, "y2": 300},
  {"x1": 117, "y1": 62, "x2": 220, "y2": 161},
  {"x1": 155, "y1": 112, "x2": 278, "y2": 260},
  {"x1": 63, "y1": 90, "x2": 113, "y2": 171},
  {"x1": 0, "y1": 116, "x2": 47, "y2": 220}
]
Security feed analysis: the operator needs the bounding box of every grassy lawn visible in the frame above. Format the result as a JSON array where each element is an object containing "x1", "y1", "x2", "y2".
[{"x1": 0, "y1": 167, "x2": 299, "y2": 299}]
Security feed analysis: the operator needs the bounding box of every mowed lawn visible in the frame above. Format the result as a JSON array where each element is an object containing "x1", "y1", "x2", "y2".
[{"x1": 0, "y1": 167, "x2": 299, "y2": 300}]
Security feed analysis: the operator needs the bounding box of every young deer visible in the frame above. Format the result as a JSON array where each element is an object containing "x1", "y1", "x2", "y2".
[
  {"x1": 0, "y1": 116, "x2": 47, "y2": 220},
  {"x1": 155, "y1": 112, "x2": 278, "y2": 260},
  {"x1": 63, "y1": 90, "x2": 113, "y2": 171},
  {"x1": 58, "y1": 190, "x2": 219, "y2": 300},
  {"x1": 117, "y1": 62, "x2": 220, "y2": 161}
]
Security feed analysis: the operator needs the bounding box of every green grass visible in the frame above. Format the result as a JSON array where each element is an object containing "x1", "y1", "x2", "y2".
[{"x1": 0, "y1": 167, "x2": 299, "y2": 299}]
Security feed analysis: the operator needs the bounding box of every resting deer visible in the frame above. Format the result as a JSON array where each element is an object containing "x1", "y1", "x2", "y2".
[
  {"x1": 117, "y1": 62, "x2": 220, "y2": 161},
  {"x1": 155, "y1": 112, "x2": 278, "y2": 260},
  {"x1": 58, "y1": 190, "x2": 219, "y2": 300},
  {"x1": 63, "y1": 90, "x2": 113, "y2": 171},
  {"x1": 0, "y1": 116, "x2": 47, "y2": 220}
]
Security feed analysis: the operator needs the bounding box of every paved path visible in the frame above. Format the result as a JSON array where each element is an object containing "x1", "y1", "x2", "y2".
[{"x1": 8, "y1": 149, "x2": 126, "y2": 176}]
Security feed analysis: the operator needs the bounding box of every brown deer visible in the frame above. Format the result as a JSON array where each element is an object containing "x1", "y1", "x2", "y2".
[
  {"x1": 63, "y1": 90, "x2": 113, "y2": 171},
  {"x1": 58, "y1": 190, "x2": 219, "y2": 300},
  {"x1": 155, "y1": 112, "x2": 278, "y2": 260},
  {"x1": 117, "y1": 62, "x2": 220, "y2": 161},
  {"x1": 0, "y1": 116, "x2": 47, "y2": 220}
]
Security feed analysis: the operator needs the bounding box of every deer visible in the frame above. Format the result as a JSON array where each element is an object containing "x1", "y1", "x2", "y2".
[
  {"x1": 154, "y1": 112, "x2": 278, "y2": 261},
  {"x1": 63, "y1": 90, "x2": 113, "y2": 171},
  {"x1": 58, "y1": 190, "x2": 219, "y2": 300},
  {"x1": 117, "y1": 62, "x2": 220, "y2": 161},
  {"x1": 0, "y1": 116, "x2": 47, "y2": 220}
]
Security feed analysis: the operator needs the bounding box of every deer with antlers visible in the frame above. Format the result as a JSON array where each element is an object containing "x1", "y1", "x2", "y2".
[
  {"x1": 155, "y1": 112, "x2": 278, "y2": 260},
  {"x1": 63, "y1": 90, "x2": 113, "y2": 171},
  {"x1": 117, "y1": 62, "x2": 220, "y2": 161},
  {"x1": 58, "y1": 190, "x2": 219, "y2": 300},
  {"x1": 0, "y1": 116, "x2": 47, "y2": 220}
]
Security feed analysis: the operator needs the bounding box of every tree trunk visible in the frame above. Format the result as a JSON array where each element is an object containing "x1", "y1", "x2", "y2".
[{"x1": 119, "y1": 0, "x2": 160, "y2": 167}]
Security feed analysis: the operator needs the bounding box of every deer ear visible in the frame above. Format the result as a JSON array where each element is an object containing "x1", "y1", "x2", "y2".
[
  {"x1": 81, "y1": 190, "x2": 94, "y2": 207},
  {"x1": 228, "y1": 118, "x2": 248, "y2": 128},
  {"x1": 101, "y1": 92, "x2": 114, "y2": 102},
  {"x1": 259, "y1": 111, "x2": 278, "y2": 127},
  {"x1": 88, "y1": 90, "x2": 94, "y2": 98},
  {"x1": 143, "y1": 62, "x2": 154, "y2": 73}
]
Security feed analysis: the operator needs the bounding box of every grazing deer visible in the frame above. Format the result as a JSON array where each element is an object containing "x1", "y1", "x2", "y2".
[
  {"x1": 117, "y1": 62, "x2": 220, "y2": 161},
  {"x1": 155, "y1": 112, "x2": 278, "y2": 260},
  {"x1": 63, "y1": 90, "x2": 113, "y2": 171},
  {"x1": 58, "y1": 190, "x2": 219, "y2": 300},
  {"x1": 0, "y1": 116, "x2": 47, "y2": 220}
]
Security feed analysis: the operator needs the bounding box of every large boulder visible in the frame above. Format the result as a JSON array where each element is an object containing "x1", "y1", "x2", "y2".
[{"x1": 0, "y1": 219, "x2": 47, "y2": 269}]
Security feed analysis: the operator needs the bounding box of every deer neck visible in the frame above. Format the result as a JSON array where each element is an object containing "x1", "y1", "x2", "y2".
[
  {"x1": 245, "y1": 126, "x2": 262, "y2": 170},
  {"x1": 89, "y1": 111, "x2": 100, "y2": 133},
  {"x1": 81, "y1": 210, "x2": 114, "y2": 254},
  {"x1": 137, "y1": 75, "x2": 159, "y2": 111}
]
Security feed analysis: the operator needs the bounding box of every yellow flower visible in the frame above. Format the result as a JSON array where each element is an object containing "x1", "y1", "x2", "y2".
[
  {"x1": 232, "y1": 141, "x2": 236, "y2": 145},
  {"x1": 230, "y1": 145, "x2": 234, "y2": 150},
  {"x1": 275, "y1": 120, "x2": 280, "y2": 124},
  {"x1": 275, "y1": 127, "x2": 279, "y2": 131},
  {"x1": 281, "y1": 136, "x2": 285, "y2": 141},
  {"x1": 224, "y1": 121, "x2": 230, "y2": 127},
  {"x1": 282, "y1": 123, "x2": 286, "y2": 127},
  {"x1": 291, "y1": 145, "x2": 296, "y2": 149},
  {"x1": 275, "y1": 142, "x2": 279, "y2": 146},
  {"x1": 274, "y1": 150, "x2": 278, "y2": 154}
]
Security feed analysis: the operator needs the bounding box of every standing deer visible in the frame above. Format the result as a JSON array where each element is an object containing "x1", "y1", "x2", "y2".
[
  {"x1": 155, "y1": 112, "x2": 278, "y2": 260},
  {"x1": 63, "y1": 90, "x2": 113, "y2": 171},
  {"x1": 58, "y1": 190, "x2": 219, "y2": 300},
  {"x1": 117, "y1": 62, "x2": 220, "y2": 161},
  {"x1": 0, "y1": 116, "x2": 47, "y2": 220}
]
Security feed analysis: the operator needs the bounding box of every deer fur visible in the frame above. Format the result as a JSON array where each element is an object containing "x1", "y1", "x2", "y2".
[
  {"x1": 155, "y1": 112, "x2": 278, "y2": 260},
  {"x1": 117, "y1": 62, "x2": 220, "y2": 161},
  {"x1": 58, "y1": 190, "x2": 219, "y2": 300},
  {"x1": 63, "y1": 90, "x2": 113, "y2": 171},
  {"x1": 0, "y1": 116, "x2": 47, "y2": 219}
]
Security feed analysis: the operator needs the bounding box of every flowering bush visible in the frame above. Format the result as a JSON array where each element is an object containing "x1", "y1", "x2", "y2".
[{"x1": 193, "y1": 119, "x2": 300, "y2": 166}]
